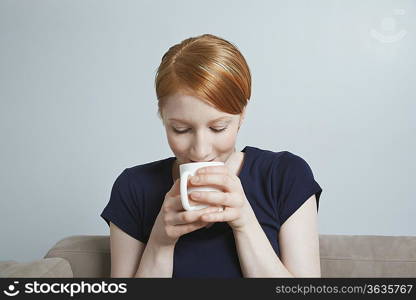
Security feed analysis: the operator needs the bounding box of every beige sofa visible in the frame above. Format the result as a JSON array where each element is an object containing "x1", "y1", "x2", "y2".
[{"x1": 1, "y1": 234, "x2": 415, "y2": 277}]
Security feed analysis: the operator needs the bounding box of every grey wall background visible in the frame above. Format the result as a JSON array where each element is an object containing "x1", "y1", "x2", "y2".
[{"x1": 1, "y1": 0, "x2": 415, "y2": 262}]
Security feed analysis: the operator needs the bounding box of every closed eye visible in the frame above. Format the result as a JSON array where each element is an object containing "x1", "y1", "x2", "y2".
[{"x1": 173, "y1": 127, "x2": 227, "y2": 134}]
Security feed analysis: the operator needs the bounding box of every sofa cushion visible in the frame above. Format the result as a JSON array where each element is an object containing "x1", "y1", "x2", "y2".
[
  {"x1": 319, "y1": 234, "x2": 416, "y2": 277},
  {"x1": 43, "y1": 234, "x2": 416, "y2": 278},
  {"x1": 0, "y1": 257, "x2": 73, "y2": 278}
]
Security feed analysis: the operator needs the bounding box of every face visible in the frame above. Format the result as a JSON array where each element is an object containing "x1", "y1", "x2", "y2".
[{"x1": 161, "y1": 93, "x2": 245, "y2": 165}]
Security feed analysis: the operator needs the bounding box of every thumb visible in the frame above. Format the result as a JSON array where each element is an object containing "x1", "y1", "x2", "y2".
[{"x1": 170, "y1": 178, "x2": 181, "y2": 195}]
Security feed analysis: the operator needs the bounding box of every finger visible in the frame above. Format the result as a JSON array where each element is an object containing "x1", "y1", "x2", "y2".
[
  {"x1": 176, "y1": 220, "x2": 211, "y2": 235},
  {"x1": 166, "y1": 193, "x2": 207, "y2": 212},
  {"x1": 189, "y1": 191, "x2": 234, "y2": 208},
  {"x1": 169, "y1": 206, "x2": 222, "y2": 225},
  {"x1": 167, "y1": 178, "x2": 206, "y2": 211},
  {"x1": 195, "y1": 165, "x2": 229, "y2": 175},
  {"x1": 169, "y1": 174, "x2": 222, "y2": 210},
  {"x1": 200, "y1": 207, "x2": 236, "y2": 223},
  {"x1": 189, "y1": 173, "x2": 238, "y2": 192},
  {"x1": 167, "y1": 178, "x2": 181, "y2": 197},
  {"x1": 168, "y1": 194, "x2": 186, "y2": 212},
  {"x1": 166, "y1": 178, "x2": 189, "y2": 211}
]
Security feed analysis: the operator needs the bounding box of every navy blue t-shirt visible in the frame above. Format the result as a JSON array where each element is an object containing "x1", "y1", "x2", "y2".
[{"x1": 100, "y1": 145, "x2": 323, "y2": 277}]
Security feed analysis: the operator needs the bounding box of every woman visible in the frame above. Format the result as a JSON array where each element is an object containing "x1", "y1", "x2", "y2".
[{"x1": 101, "y1": 33, "x2": 323, "y2": 278}]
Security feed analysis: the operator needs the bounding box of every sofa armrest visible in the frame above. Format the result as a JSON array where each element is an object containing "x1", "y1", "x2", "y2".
[
  {"x1": 44, "y1": 235, "x2": 110, "y2": 278},
  {"x1": 0, "y1": 258, "x2": 73, "y2": 278}
]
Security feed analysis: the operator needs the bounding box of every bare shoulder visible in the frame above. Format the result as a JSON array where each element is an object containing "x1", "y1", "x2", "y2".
[{"x1": 109, "y1": 222, "x2": 146, "y2": 277}]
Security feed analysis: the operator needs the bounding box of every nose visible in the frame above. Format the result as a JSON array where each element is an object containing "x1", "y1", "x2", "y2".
[{"x1": 190, "y1": 133, "x2": 213, "y2": 162}]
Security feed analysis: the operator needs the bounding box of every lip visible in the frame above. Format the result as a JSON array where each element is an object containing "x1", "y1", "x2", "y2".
[{"x1": 190, "y1": 158, "x2": 216, "y2": 163}]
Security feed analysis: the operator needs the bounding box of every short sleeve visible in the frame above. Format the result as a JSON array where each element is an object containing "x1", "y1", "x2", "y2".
[
  {"x1": 100, "y1": 168, "x2": 144, "y2": 242},
  {"x1": 277, "y1": 153, "x2": 323, "y2": 225}
]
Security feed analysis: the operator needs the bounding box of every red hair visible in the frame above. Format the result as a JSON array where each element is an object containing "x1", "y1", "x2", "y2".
[{"x1": 155, "y1": 34, "x2": 251, "y2": 120}]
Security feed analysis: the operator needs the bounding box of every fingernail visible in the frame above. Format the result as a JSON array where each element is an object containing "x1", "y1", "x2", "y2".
[
  {"x1": 191, "y1": 176, "x2": 199, "y2": 183},
  {"x1": 192, "y1": 192, "x2": 200, "y2": 198},
  {"x1": 197, "y1": 168, "x2": 205, "y2": 174}
]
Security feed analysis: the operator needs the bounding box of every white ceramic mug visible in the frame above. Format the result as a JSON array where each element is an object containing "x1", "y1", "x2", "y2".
[{"x1": 180, "y1": 161, "x2": 224, "y2": 211}]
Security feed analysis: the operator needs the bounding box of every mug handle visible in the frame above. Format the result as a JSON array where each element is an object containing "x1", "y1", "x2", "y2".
[{"x1": 180, "y1": 170, "x2": 209, "y2": 211}]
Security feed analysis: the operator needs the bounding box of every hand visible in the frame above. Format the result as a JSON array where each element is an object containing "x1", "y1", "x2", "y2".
[
  {"x1": 149, "y1": 178, "x2": 223, "y2": 247},
  {"x1": 188, "y1": 165, "x2": 256, "y2": 232}
]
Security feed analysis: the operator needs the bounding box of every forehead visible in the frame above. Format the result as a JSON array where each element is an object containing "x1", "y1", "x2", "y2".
[{"x1": 163, "y1": 93, "x2": 235, "y2": 124}]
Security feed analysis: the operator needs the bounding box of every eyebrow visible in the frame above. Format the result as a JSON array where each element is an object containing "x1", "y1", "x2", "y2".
[{"x1": 168, "y1": 116, "x2": 232, "y2": 124}]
